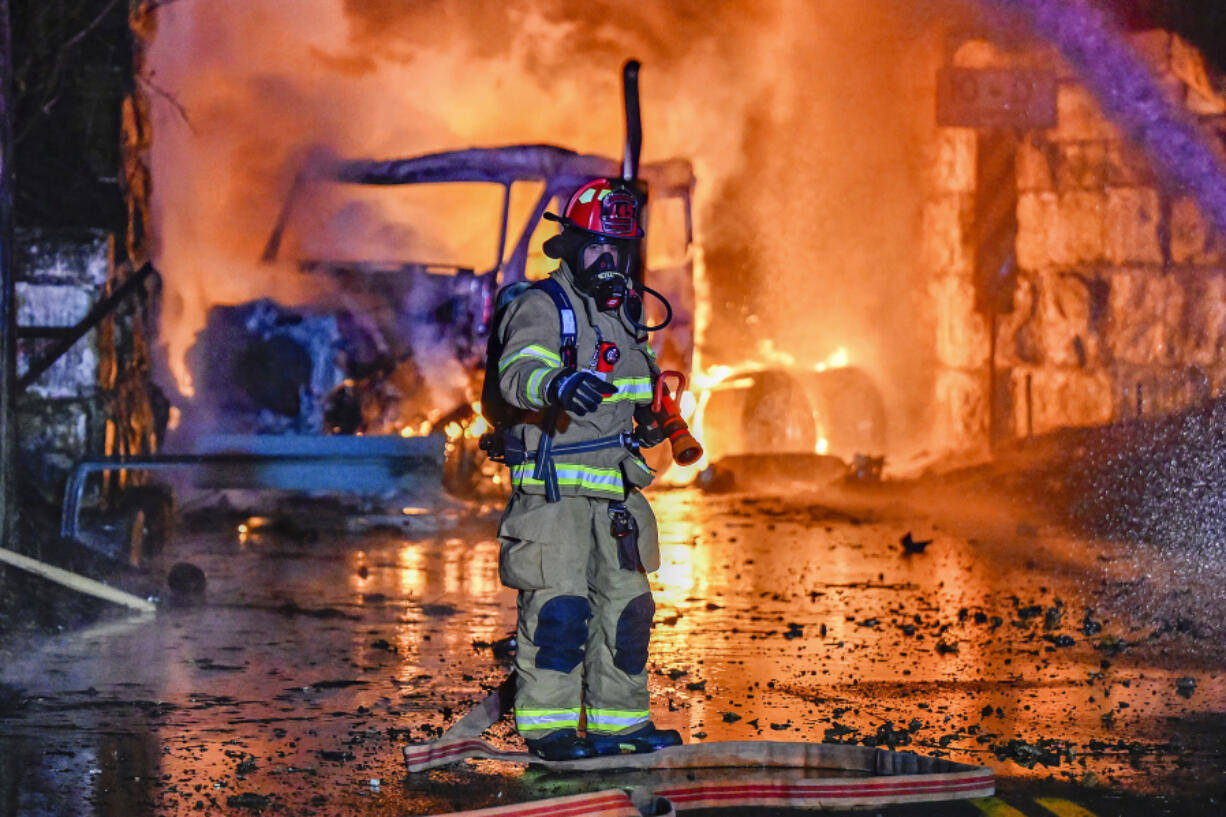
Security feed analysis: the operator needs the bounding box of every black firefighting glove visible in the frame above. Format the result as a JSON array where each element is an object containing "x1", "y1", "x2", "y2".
[{"x1": 547, "y1": 369, "x2": 617, "y2": 416}]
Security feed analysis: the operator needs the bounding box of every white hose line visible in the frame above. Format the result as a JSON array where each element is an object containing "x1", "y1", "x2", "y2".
[
  {"x1": 0, "y1": 546, "x2": 156, "y2": 613},
  {"x1": 405, "y1": 673, "x2": 994, "y2": 814}
]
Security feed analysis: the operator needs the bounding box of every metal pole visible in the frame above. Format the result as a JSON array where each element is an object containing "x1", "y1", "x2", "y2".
[
  {"x1": 17, "y1": 261, "x2": 155, "y2": 391},
  {"x1": 1025, "y1": 373, "x2": 1033, "y2": 440},
  {"x1": 987, "y1": 307, "x2": 997, "y2": 450},
  {"x1": 0, "y1": 0, "x2": 14, "y2": 552}
]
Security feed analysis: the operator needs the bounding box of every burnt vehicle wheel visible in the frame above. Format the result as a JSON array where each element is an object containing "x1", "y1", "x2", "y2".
[
  {"x1": 797, "y1": 367, "x2": 887, "y2": 457},
  {"x1": 740, "y1": 369, "x2": 818, "y2": 454},
  {"x1": 701, "y1": 366, "x2": 886, "y2": 463}
]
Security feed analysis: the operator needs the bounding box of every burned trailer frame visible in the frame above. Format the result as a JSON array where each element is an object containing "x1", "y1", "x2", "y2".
[{"x1": 261, "y1": 144, "x2": 697, "y2": 376}]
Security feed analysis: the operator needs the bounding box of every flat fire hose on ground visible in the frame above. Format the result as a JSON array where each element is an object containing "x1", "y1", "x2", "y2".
[{"x1": 404, "y1": 673, "x2": 995, "y2": 816}]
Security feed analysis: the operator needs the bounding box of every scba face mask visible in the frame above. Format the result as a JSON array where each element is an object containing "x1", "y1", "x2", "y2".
[{"x1": 576, "y1": 237, "x2": 631, "y2": 311}]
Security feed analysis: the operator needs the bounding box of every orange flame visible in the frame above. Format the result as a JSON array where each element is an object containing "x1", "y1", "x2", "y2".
[{"x1": 146, "y1": 1, "x2": 966, "y2": 456}]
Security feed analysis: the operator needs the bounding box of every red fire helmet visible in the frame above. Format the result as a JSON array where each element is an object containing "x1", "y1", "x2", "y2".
[{"x1": 556, "y1": 178, "x2": 644, "y2": 240}]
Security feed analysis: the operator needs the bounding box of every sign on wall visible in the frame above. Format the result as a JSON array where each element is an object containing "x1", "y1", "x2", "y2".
[{"x1": 937, "y1": 67, "x2": 1058, "y2": 129}]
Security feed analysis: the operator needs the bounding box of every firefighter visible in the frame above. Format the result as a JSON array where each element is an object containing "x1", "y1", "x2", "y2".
[{"x1": 493, "y1": 178, "x2": 682, "y2": 761}]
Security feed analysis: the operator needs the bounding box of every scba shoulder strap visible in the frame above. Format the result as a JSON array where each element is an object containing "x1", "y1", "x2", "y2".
[
  {"x1": 528, "y1": 277, "x2": 578, "y2": 500},
  {"x1": 482, "y1": 277, "x2": 580, "y2": 500},
  {"x1": 530, "y1": 277, "x2": 578, "y2": 368}
]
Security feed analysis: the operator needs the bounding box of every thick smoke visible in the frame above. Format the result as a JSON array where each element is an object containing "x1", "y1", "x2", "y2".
[{"x1": 148, "y1": 0, "x2": 979, "y2": 450}]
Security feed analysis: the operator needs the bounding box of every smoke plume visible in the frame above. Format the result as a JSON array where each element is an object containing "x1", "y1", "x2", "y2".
[{"x1": 148, "y1": 0, "x2": 981, "y2": 450}]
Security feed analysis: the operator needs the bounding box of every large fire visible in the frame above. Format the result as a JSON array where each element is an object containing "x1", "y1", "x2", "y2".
[
  {"x1": 662, "y1": 343, "x2": 852, "y2": 484},
  {"x1": 146, "y1": 0, "x2": 978, "y2": 458}
]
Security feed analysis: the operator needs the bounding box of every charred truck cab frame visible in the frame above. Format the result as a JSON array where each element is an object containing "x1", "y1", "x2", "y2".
[
  {"x1": 262, "y1": 147, "x2": 696, "y2": 372},
  {"x1": 260, "y1": 144, "x2": 698, "y2": 429}
]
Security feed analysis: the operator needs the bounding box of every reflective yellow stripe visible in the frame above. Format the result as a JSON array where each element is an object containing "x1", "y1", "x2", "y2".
[
  {"x1": 1035, "y1": 799, "x2": 1099, "y2": 817},
  {"x1": 511, "y1": 463, "x2": 624, "y2": 495},
  {"x1": 526, "y1": 366, "x2": 557, "y2": 408},
  {"x1": 500, "y1": 344, "x2": 562, "y2": 372},
  {"x1": 605, "y1": 394, "x2": 652, "y2": 403},
  {"x1": 586, "y1": 707, "x2": 650, "y2": 731},
  {"x1": 607, "y1": 377, "x2": 653, "y2": 404},
  {"x1": 586, "y1": 708, "x2": 650, "y2": 719},
  {"x1": 515, "y1": 707, "x2": 582, "y2": 732},
  {"x1": 970, "y1": 798, "x2": 1029, "y2": 817}
]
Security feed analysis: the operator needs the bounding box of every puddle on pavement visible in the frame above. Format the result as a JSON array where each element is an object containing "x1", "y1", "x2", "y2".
[{"x1": 1, "y1": 487, "x2": 1224, "y2": 815}]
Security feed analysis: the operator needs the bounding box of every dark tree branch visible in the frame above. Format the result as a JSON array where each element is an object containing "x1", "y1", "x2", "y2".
[
  {"x1": 15, "y1": 0, "x2": 123, "y2": 145},
  {"x1": 136, "y1": 71, "x2": 196, "y2": 134}
]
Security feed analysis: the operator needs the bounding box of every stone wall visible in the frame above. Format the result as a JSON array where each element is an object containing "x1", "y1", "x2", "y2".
[{"x1": 928, "y1": 31, "x2": 1226, "y2": 451}]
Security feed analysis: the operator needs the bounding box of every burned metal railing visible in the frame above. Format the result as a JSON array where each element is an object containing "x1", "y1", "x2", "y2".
[
  {"x1": 16, "y1": 260, "x2": 157, "y2": 392},
  {"x1": 60, "y1": 434, "x2": 446, "y2": 541}
]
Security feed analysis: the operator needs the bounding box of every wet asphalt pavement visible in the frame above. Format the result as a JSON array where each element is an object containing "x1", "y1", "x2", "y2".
[{"x1": 1, "y1": 477, "x2": 1225, "y2": 816}]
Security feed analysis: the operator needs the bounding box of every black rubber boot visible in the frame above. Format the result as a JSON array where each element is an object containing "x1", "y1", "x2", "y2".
[
  {"x1": 588, "y1": 723, "x2": 683, "y2": 755},
  {"x1": 524, "y1": 729, "x2": 597, "y2": 761}
]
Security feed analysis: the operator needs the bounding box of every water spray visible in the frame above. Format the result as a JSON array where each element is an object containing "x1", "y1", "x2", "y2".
[{"x1": 987, "y1": 0, "x2": 1226, "y2": 237}]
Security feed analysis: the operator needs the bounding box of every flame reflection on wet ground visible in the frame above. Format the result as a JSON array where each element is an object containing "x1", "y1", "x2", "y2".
[{"x1": 1, "y1": 481, "x2": 1224, "y2": 814}]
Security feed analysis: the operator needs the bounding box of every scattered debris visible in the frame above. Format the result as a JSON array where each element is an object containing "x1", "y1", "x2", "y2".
[
  {"x1": 420, "y1": 603, "x2": 461, "y2": 618},
  {"x1": 900, "y1": 532, "x2": 931, "y2": 554},
  {"x1": 226, "y1": 793, "x2": 272, "y2": 810},
  {"x1": 1043, "y1": 601, "x2": 1064, "y2": 630},
  {"x1": 991, "y1": 738, "x2": 1075, "y2": 769},
  {"x1": 1093, "y1": 635, "x2": 1131, "y2": 657},
  {"x1": 273, "y1": 602, "x2": 361, "y2": 621},
  {"x1": 166, "y1": 561, "x2": 206, "y2": 604},
  {"x1": 316, "y1": 750, "x2": 355, "y2": 763},
  {"x1": 847, "y1": 454, "x2": 885, "y2": 482},
  {"x1": 865, "y1": 721, "x2": 911, "y2": 749},
  {"x1": 823, "y1": 723, "x2": 858, "y2": 743},
  {"x1": 1016, "y1": 602, "x2": 1043, "y2": 620}
]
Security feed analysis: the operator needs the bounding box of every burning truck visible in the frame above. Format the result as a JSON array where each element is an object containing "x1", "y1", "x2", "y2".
[
  {"x1": 167, "y1": 135, "x2": 699, "y2": 502},
  {"x1": 157, "y1": 60, "x2": 888, "y2": 518},
  {"x1": 174, "y1": 140, "x2": 888, "y2": 502}
]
